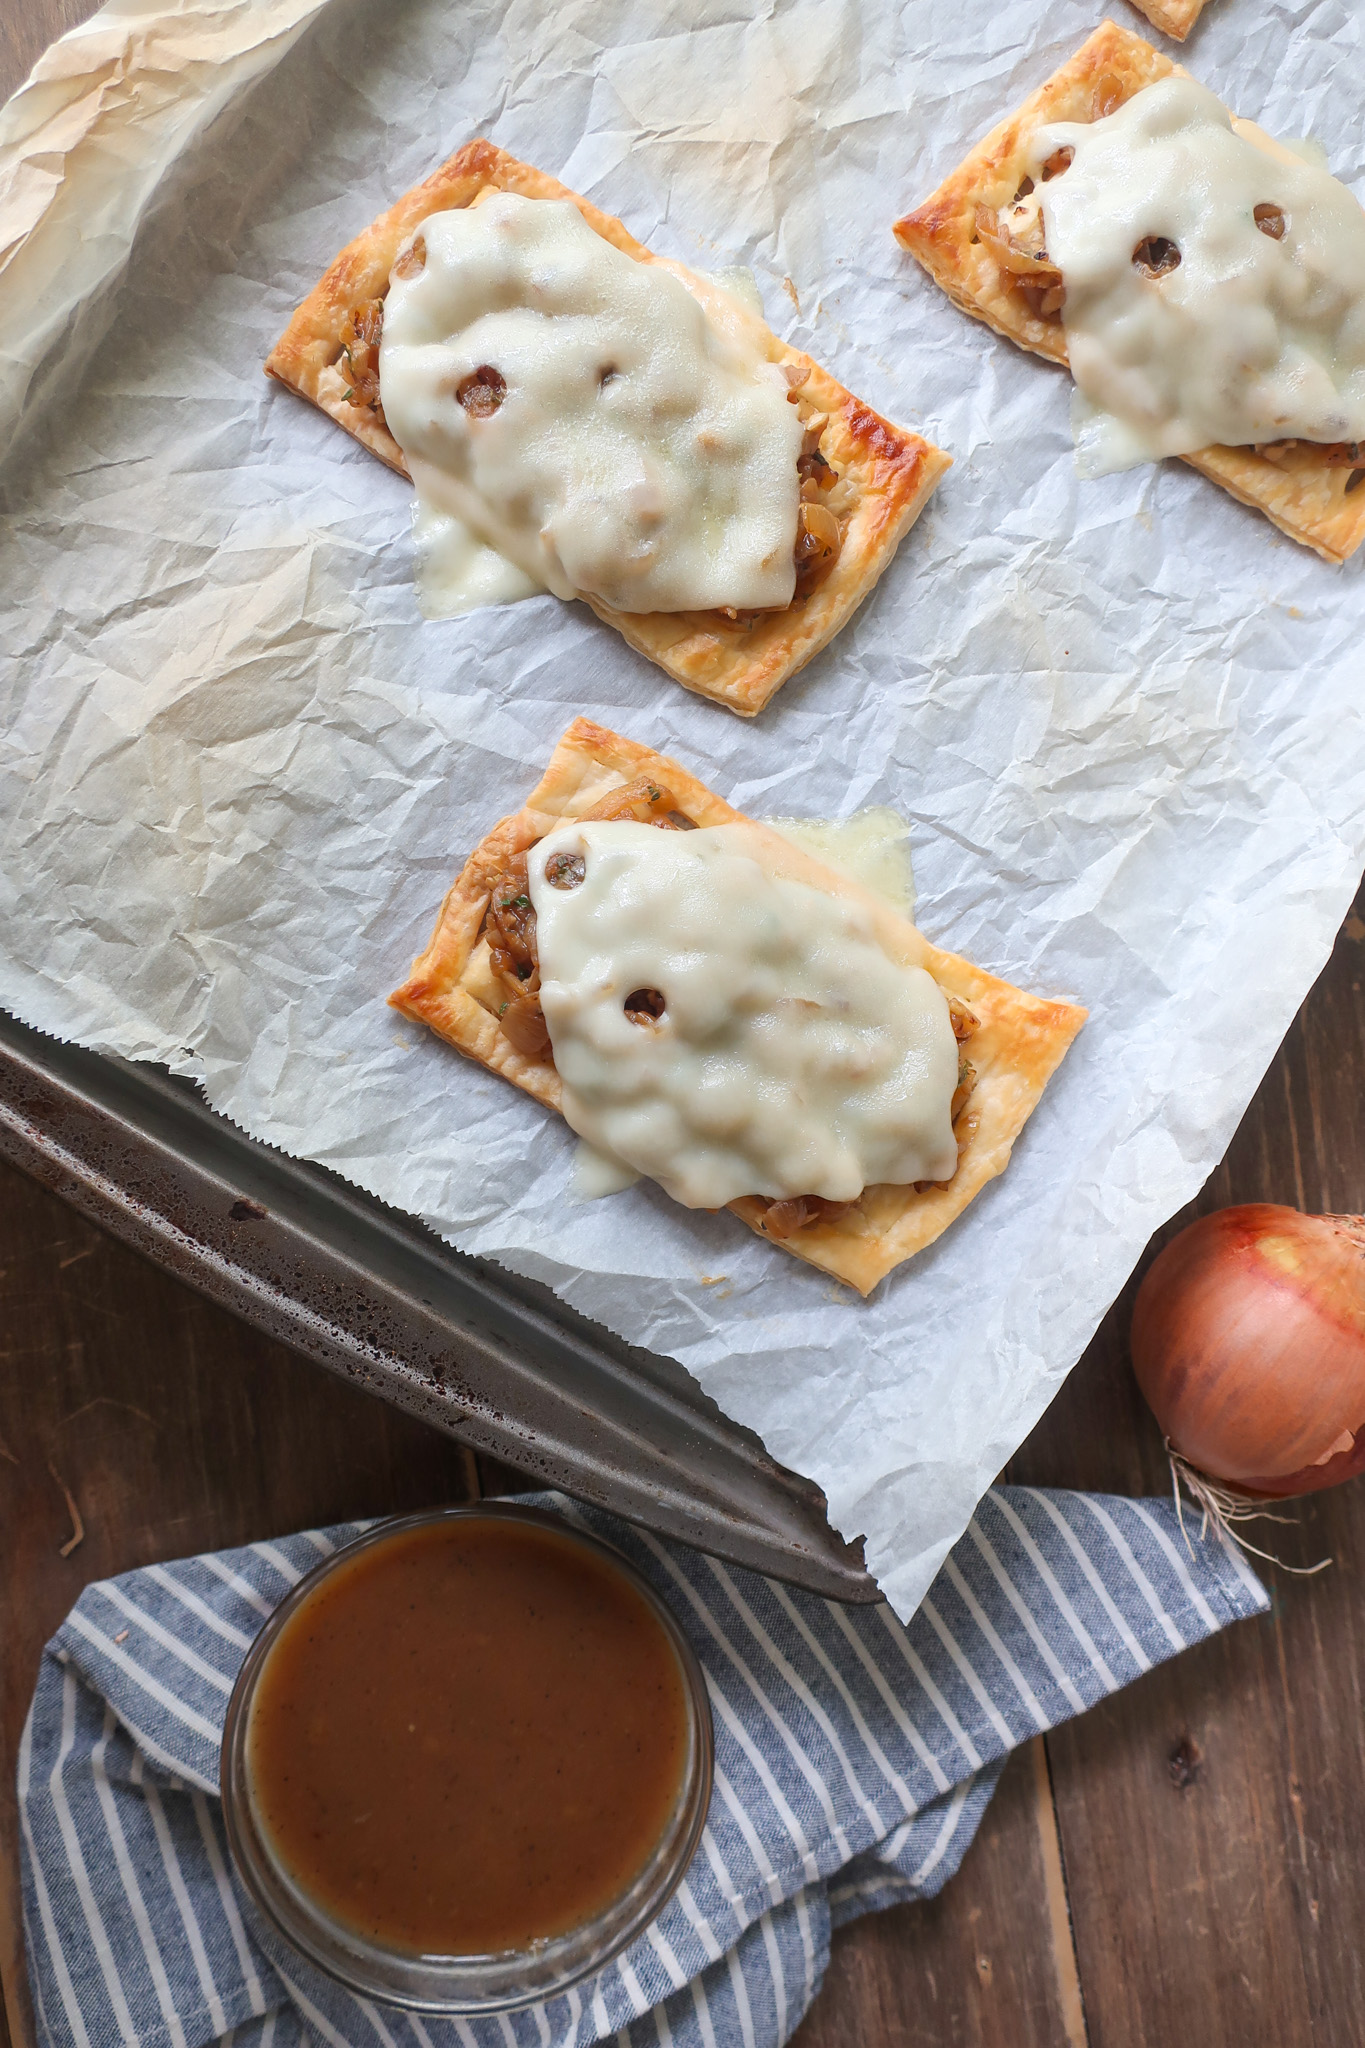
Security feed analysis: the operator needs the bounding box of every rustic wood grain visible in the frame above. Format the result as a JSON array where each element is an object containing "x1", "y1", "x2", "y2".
[
  {"x1": 1007, "y1": 879, "x2": 1365, "y2": 2048},
  {"x1": 0, "y1": 0, "x2": 96, "y2": 97},
  {"x1": 793, "y1": 1740, "x2": 1086, "y2": 2048},
  {"x1": 0, "y1": 1157, "x2": 479, "y2": 2048}
]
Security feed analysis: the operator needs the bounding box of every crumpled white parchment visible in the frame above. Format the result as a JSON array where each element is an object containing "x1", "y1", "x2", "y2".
[{"x1": 1, "y1": 0, "x2": 1362, "y2": 1618}]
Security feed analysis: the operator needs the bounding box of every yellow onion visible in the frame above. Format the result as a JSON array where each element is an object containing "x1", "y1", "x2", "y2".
[{"x1": 1131, "y1": 1204, "x2": 1365, "y2": 1498}]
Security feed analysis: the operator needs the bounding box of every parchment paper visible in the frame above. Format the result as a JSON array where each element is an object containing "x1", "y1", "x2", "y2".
[{"x1": 2, "y1": 0, "x2": 1362, "y2": 1618}]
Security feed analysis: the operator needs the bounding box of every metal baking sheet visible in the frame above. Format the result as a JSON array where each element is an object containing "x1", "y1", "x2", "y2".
[{"x1": 0, "y1": 1006, "x2": 877, "y2": 1601}]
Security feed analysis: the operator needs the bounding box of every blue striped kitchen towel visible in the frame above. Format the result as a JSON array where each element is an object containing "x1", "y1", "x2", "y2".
[{"x1": 20, "y1": 1487, "x2": 1266, "y2": 2048}]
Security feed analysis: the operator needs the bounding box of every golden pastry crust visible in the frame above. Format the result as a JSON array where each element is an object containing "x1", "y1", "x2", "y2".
[
  {"x1": 266, "y1": 141, "x2": 951, "y2": 717},
  {"x1": 1128, "y1": 0, "x2": 1208, "y2": 40},
  {"x1": 893, "y1": 21, "x2": 1365, "y2": 565},
  {"x1": 389, "y1": 719, "x2": 1086, "y2": 1295}
]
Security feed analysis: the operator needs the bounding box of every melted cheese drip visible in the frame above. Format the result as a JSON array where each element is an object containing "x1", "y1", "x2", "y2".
[
  {"x1": 762, "y1": 810, "x2": 917, "y2": 920},
  {"x1": 409, "y1": 495, "x2": 543, "y2": 618},
  {"x1": 528, "y1": 821, "x2": 958, "y2": 1212},
  {"x1": 379, "y1": 194, "x2": 804, "y2": 614},
  {"x1": 1030, "y1": 77, "x2": 1365, "y2": 475}
]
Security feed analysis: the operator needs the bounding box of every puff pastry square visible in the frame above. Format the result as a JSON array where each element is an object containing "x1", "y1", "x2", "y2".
[
  {"x1": 266, "y1": 140, "x2": 951, "y2": 717},
  {"x1": 1127, "y1": 0, "x2": 1210, "y2": 40},
  {"x1": 389, "y1": 718, "x2": 1086, "y2": 1295},
  {"x1": 893, "y1": 20, "x2": 1365, "y2": 565}
]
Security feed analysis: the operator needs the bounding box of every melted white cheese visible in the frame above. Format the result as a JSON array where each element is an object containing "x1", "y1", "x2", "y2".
[
  {"x1": 527, "y1": 821, "x2": 958, "y2": 1211},
  {"x1": 706, "y1": 266, "x2": 765, "y2": 318},
  {"x1": 762, "y1": 810, "x2": 917, "y2": 920},
  {"x1": 379, "y1": 193, "x2": 804, "y2": 614},
  {"x1": 1030, "y1": 77, "x2": 1365, "y2": 475},
  {"x1": 571, "y1": 1140, "x2": 642, "y2": 1198},
  {"x1": 409, "y1": 490, "x2": 543, "y2": 618}
]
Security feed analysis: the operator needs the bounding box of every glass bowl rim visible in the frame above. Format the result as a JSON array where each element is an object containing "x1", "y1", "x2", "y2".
[{"x1": 219, "y1": 1499, "x2": 715, "y2": 2014}]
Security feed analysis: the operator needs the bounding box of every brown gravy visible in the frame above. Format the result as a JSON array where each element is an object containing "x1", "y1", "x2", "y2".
[{"x1": 245, "y1": 1515, "x2": 690, "y2": 1956}]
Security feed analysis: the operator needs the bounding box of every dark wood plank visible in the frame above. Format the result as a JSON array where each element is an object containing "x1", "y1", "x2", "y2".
[
  {"x1": 1040, "y1": 1545, "x2": 1364, "y2": 2047},
  {"x1": 792, "y1": 1742, "x2": 1084, "y2": 2048},
  {"x1": 0, "y1": 0, "x2": 99, "y2": 99},
  {"x1": 475, "y1": 1451, "x2": 548, "y2": 1497},
  {"x1": 1009, "y1": 878, "x2": 1365, "y2": 2047},
  {"x1": 0, "y1": 0, "x2": 84, "y2": 1975},
  {"x1": 0, "y1": 1157, "x2": 479, "y2": 2048}
]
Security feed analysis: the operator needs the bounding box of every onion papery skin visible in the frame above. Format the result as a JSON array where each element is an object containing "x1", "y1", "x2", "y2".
[{"x1": 1131, "y1": 1204, "x2": 1365, "y2": 1498}]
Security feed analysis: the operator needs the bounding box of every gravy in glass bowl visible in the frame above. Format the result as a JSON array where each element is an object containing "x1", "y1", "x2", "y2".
[{"x1": 221, "y1": 1504, "x2": 713, "y2": 2013}]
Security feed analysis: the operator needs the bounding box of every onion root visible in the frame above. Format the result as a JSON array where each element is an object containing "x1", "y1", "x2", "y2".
[{"x1": 1166, "y1": 1442, "x2": 1332, "y2": 1577}]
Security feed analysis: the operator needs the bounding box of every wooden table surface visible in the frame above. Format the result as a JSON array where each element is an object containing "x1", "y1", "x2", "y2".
[{"x1": 4, "y1": 8, "x2": 1364, "y2": 2045}]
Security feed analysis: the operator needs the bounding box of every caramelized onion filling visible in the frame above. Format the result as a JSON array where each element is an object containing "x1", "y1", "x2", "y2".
[
  {"x1": 1091, "y1": 73, "x2": 1124, "y2": 121},
  {"x1": 974, "y1": 204, "x2": 1066, "y2": 321},
  {"x1": 340, "y1": 299, "x2": 385, "y2": 419},
  {"x1": 719, "y1": 415, "x2": 844, "y2": 621},
  {"x1": 479, "y1": 779, "x2": 692, "y2": 1058},
  {"x1": 793, "y1": 502, "x2": 841, "y2": 599},
  {"x1": 1249, "y1": 438, "x2": 1365, "y2": 485},
  {"x1": 456, "y1": 366, "x2": 507, "y2": 418},
  {"x1": 758, "y1": 1195, "x2": 855, "y2": 1240},
  {"x1": 1132, "y1": 235, "x2": 1181, "y2": 279},
  {"x1": 485, "y1": 851, "x2": 549, "y2": 1058},
  {"x1": 624, "y1": 987, "x2": 667, "y2": 1025},
  {"x1": 971, "y1": 82, "x2": 1121, "y2": 329},
  {"x1": 392, "y1": 234, "x2": 427, "y2": 280}
]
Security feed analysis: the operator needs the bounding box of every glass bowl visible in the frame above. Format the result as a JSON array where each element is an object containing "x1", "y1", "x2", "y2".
[{"x1": 220, "y1": 1501, "x2": 714, "y2": 2014}]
